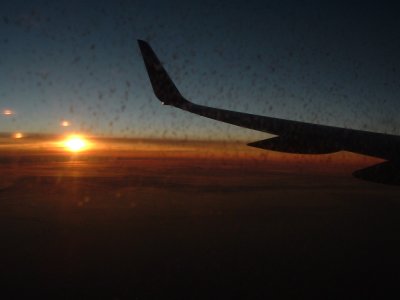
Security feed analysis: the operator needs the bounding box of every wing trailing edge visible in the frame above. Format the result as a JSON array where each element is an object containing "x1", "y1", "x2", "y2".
[
  {"x1": 353, "y1": 162, "x2": 400, "y2": 185},
  {"x1": 247, "y1": 137, "x2": 341, "y2": 154}
]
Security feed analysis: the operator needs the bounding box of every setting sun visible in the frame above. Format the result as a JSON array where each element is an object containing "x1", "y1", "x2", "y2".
[
  {"x1": 64, "y1": 135, "x2": 88, "y2": 152},
  {"x1": 13, "y1": 132, "x2": 24, "y2": 139}
]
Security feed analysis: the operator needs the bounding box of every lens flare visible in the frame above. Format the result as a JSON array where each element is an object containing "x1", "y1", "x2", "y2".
[{"x1": 3, "y1": 109, "x2": 13, "y2": 116}]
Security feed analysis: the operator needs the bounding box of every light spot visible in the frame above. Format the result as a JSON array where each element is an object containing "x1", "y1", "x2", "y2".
[
  {"x1": 61, "y1": 120, "x2": 70, "y2": 127},
  {"x1": 3, "y1": 109, "x2": 13, "y2": 116}
]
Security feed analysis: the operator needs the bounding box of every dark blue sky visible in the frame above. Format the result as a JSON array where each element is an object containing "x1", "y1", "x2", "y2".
[{"x1": 0, "y1": 0, "x2": 399, "y2": 141}]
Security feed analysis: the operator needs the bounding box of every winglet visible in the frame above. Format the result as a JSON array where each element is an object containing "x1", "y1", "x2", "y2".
[{"x1": 138, "y1": 40, "x2": 190, "y2": 107}]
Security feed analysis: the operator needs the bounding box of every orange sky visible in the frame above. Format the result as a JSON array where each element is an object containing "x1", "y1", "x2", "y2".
[{"x1": 0, "y1": 134, "x2": 381, "y2": 177}]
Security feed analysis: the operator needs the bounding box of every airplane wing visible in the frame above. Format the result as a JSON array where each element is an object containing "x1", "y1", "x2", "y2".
[{"x1": 138, "y1": 39, "x2": 400, "y2": 185}]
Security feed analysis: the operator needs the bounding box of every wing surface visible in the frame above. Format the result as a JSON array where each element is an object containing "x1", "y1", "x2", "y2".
[{"x1": 138, "y1": 40, "x2": 400, "y2": 184}]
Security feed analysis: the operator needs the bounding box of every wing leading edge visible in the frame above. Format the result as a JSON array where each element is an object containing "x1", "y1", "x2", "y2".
[{"x1": 138, "y1": 40, "x2": 400, "y2": 185}]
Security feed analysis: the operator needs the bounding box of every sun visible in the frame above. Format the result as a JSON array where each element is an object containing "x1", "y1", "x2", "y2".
[
  {"x1": 13, "y1": 132, "x2": 24, "y2": 139},
  {"x1": 63, "y1": 135, "x2": 88, "y2": 152}
]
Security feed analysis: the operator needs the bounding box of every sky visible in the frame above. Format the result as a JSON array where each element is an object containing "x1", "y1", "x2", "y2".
[{"x1": 0, "y1": 0, "x2": 399, "y2": 141}]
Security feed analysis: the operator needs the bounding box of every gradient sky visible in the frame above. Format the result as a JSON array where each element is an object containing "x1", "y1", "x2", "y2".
[{"x1": 0, "y1": 0, "x2": 399, "y2": 141}]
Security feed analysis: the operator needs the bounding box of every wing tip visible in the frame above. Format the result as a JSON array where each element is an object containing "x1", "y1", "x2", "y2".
[
  {"x1": 137, "y1": 39, "x2": 191, "y2": 108},
  {"x1": 137, "y1": 39, "x2": 150, "y2": 52}
]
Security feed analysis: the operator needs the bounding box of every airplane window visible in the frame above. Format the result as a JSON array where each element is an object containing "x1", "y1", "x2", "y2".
[{"x1": 1, "y1": 1, "x2": 399, "y2": 298}]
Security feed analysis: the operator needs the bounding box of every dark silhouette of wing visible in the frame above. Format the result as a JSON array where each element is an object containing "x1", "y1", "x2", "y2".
[{"x1": 138, "y1": 40, "x2": 400, "y2": 185}]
